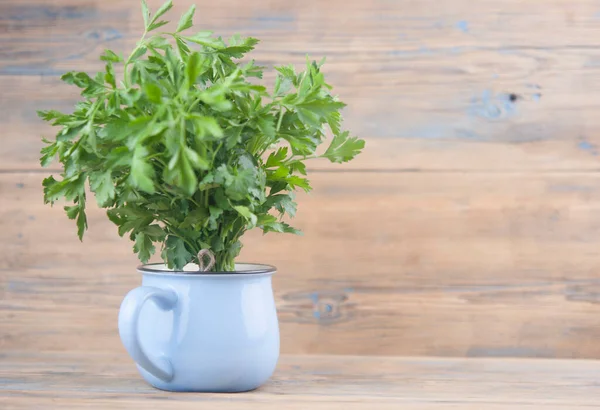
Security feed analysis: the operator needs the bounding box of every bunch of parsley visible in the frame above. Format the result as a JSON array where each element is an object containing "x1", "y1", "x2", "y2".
[{"x1": 38, "y1": 0, "x2": 364, "y2": 271}]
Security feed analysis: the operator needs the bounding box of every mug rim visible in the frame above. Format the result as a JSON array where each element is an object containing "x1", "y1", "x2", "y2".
[{"x1": 137, "y1": 262, "x2": 277, "y2": 277}]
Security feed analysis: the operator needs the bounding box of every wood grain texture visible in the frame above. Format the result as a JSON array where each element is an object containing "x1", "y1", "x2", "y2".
[
  {"x1": 3, "y1": 0, "x2": 600, "y2": 169},
  {"x1": 2, "y1": 0, "x2": 600, "y2": 360},
  {"x1": 3, "y1": 172, "x2": 600, "y2": 357},
  {"x1": 1, "y1": 352, "x2": 599, "y2": 409}
]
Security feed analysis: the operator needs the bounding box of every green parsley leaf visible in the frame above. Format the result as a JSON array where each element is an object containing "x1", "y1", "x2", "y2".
[
  {"x1": 208, "y1": 206, "x2": 223, "y2": 230},
  {"x1": 147, "y1": 20, "x2": 169, "y2": 32},
  {"x1": 130, "y1": 147, "x2": 155, "y2": 193},
  {"x1": 322, "y1": 131, "x2": 365, "y2": 163},
  {"x1": 64, "y1": 204, "x2": 80, "y2": 220},
  {"x1": 223, "y1": 37, "x2": 259, "y2": 58},
  {"x1": 181, "y1": 207, "x2": 209, "y2": 228},
  {"x1": 176, "y1": 4, "x2": 195, "y2": 32},
  {"x1": 76, "y1": 205, "x2": 88, "y2": 241},
  {"x1": 185, "y1": 51, "x2": 201, "y2": 87},
  {"x1": 265, "y1": 193, "x2": 297, "y2": 217},
  {"x1": 129, "y1": 46, "x2": 147, "y2": 62},
  {"x1": 150, "y1": 0, "x2": 173, "y2": 25},
  {"x1": 141, "y1": 0, "x2": 150, "y2": 27},
  {"x1": 184, "y1": 146, "x2": 209, "y2": 170},
  {"x1": 266, "y1": 147, "x2": 288, "y2": 168},
  {"x1": 286, "y1": 175, "x2": 312, "y2": 192},
  {"x1": 100, "y1": 49, "x2": 122, "y2": 63},
  {"x1": 40, "y1": 139, "x2": 59, "y2": 167},
  {"x1": 233, "y1": 205, "x2": 257, "y2": 227},
  {"x1": 143, "y1": 83, "x2": 162, "y2": 103},
  {"x1": 162, "y1": 235, "x2": 192, "y2": 269},
  {"x1": 190, "y1": 114, "x2": 224, "y2": 139},
  {"x1": 175, "y1": 36, "x2": 190, "y2": 58},
  {"x1": 183, "y1": 33, "x2": 223, "y2": 49},
  {"x1": 89, "y1": 171, "x2": 115, "y2": 207},
  {"x1": 261, "y1": 220, "x2": 301, "y2": 235},
  {"x1": 134, "y1": 232, "x2": 155, "y2": 263},
  {"x1": 107, "y1": 206, "x2": 154, "y2": 237}
]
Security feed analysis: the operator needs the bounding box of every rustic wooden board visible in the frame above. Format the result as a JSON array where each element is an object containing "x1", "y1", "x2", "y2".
[
  {"x1": 3, "y1": 0, "x2": 600, "y2": 170},
  {"x1": 3, "y1": 172, "x2": 600, "y2": 357},
  {"x1": 3, "y1": 0, "x2": 600, "y2": 361},
  {"x1": 1, "y1": 352, "x2": 599, "y2": 409}
]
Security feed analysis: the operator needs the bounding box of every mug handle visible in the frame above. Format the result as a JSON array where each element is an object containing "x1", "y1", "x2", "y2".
[{"x1": 118, "y1": 286, "x2": 178, "y2": 382}]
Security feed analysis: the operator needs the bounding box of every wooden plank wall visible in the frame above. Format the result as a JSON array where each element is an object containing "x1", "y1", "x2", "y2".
[{"x1": 1, "y1": 0, "x2": 600, "y2": 359}]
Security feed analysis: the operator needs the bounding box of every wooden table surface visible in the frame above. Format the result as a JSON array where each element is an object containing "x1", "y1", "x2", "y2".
[{"x1": 1, "y1": 352, "x2": 598, "y2": 409}]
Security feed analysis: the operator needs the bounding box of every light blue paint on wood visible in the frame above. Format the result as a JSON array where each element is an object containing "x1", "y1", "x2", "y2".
[
  {"x1": 3, "y1": 6, "x2": 96, "y2": 21},
  {"x1": 548, "y1": 184, "x2": 594, "y2": 193},
  {"x1": 310, "y1": 291, "x2": 321, "y2": 319},
  {"x1": 82, "y1": 27, "x2": 125, "y2": 42},
  {"x1": 81, "y1": 27, "x2": 123, "y2": 41},
  {"x1": 497, "y1": 48, "x2": 518, "y2": 55},
  {"x1": 419, "y1": 45, "x2": 431, "y2": 54},
  {"x1": 413, "y1": 125, "x2": 485, "y2": 141},
  {"x1": 455, "y1": 129, "x2": 485, "y2": 140},
  {"x1": 0, "y1": 26, "x2": 122, "y2": 76},
  {"x1": 85, "y1": 30, "x2": 102, "y2": 40},
  {"x1": 99, "y1": 27, "x2": 122, "y2": 41},
  {"x1": 388, "y1": 49, "x2": 423, "y2": 57},
  {"x1": 356, "y1": 118, "x2": 487, "y2": 141},
  {"x1": 469, "y1": 90, "x2": 518, "y2": 120},
  {"x1": 254, "y1": 15, "x2": 295, "y2": 23},
  {"x1": 388, "y1": 45, "x2": 465, "y2": 57},
  {"x1": 251, "y1": 13, "x2": 295, "y2": 30},
  {"x1": 584, "y1": 57, "x2": 600, "y2": 67},
  {"x1": 578, "y1": 140, "x2": 598, "y2": 155},
  {"x1": 455, "y1": 20, "x2": 469, "y2": 33},
  {"x1": 0, "y1": 66, "x2": 66, "y2": 76},
  {"x1": 63, "y1": 53, "x2": 84, "y2": 61},
  {"x1": 564, "y1": 286, "x2": 600, "y2": 304},
  {"x1": 467, "y1": 346, "x2": 554, "y2": 358}
]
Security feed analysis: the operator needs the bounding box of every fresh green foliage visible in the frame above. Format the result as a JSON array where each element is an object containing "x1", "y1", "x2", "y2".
[{"x1": 38, "y1": 0, "x2": 364, "y2": 272}]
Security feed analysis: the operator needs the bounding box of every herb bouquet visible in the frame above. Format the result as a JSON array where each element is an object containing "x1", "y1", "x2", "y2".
[{"x1": 39, "y1": 0, "x2": 364, "y2": 272}]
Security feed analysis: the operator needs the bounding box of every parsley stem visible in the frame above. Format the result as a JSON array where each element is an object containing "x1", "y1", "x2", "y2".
[
  {"x1": 212, "y1": 141, "x2": 223, "y2": 164},
  {"x1": 123, "y1": 31, "x2": 147, "y2": 88},
  {"x1": 276, "y1": 107, "x2": 284, "y2": 132},
  {"x1": 189, "y1": 196, "x2": 202, "y2": 208},
  {"x1": 283, "y1": 155, "x2": 312, "y2": 164}
]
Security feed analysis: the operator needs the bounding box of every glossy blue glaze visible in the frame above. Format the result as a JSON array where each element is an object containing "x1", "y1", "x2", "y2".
[{"x1": 118, "y1": 263, "x2": 279, "y2": 392}]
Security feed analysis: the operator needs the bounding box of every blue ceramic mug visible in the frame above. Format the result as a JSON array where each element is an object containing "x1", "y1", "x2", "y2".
[{"x1": 118, "y1": 263, "x2": 279, "y2": 392}]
